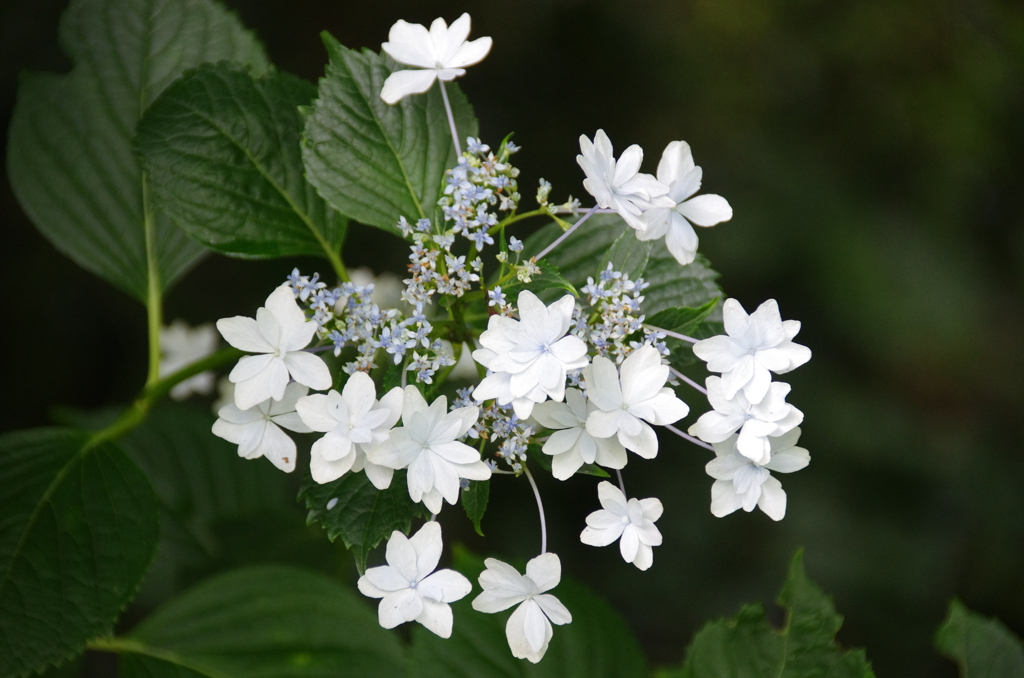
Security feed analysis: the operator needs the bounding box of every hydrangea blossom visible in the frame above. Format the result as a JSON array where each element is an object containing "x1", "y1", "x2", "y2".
[
  {"x1": 159, "y1": 320, "x2": 218, "y2": 400},
  {"x1": 693, "y1": 298, "x2": 811, "y2": 404},
  {"x1": 380, "y1": 14, "x2": 492, "y2": 104},
  {"x1": 580, "y1": 481, "x2": 663, "y2": 571},
  {"x1": 636, "y1": 140, "x2": 733, "y2": 265},
  {"x1": 211, "y1": 382, "x2": 312, "y2": 473},
  {"x1": 584, "y1": 345, "x2": 689, "y2": 459},
  {"x1": 296, "y1": 372, "x2": 403, "y2": 485},
  {"x1": 471, "y1": 554, "x2": 572, "y2": 663},
  {"x1": 688, "y1": 377, "x2": 803, "y2": 465},
  {"x1": 357, "y1": 522, "x2": 472, "y2": 637},
  {"x1": 367, "y1": 386, "x2": 491, "y2": 513},
  {"x1": 577, "y1": 129, "x2": 674, "y2": 231},
  {"x1": 706, "y1": 429, "x2": 809, "y2": 521},
  {"x1": 216, "y1": 285, "x2": 331, "y2": 410},
  {"x1": 531, "y1": 388, "x2": 627, "y2": 480},
  {"x1": 473, "y1": 291, "x2": 589, "y2": 419}
]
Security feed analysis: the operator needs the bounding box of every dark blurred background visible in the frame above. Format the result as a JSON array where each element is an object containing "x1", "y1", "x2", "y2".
[{"x1": 3, "y1": 1, "x2": 1023, "y2": 676}]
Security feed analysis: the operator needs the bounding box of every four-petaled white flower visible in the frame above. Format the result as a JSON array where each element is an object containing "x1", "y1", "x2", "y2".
[
  {"x1": 636, "y1": 140, "x2": 733, "y2": 265},
  {"x1": 532, "y1": 388, "x2": 626, "y2": 480},
  {"x1": 160, "y1": 320, "x2": 219, "y2": 400},
  {"x1": 693, "y1": 298, "x2": 811, "y2": 404},
  {"x1": 357, "y1": 522, "x2": 472, "y2": 637},
  {"x1": 217, "y1": 285, "x2": 332, "y2": 411},
  {"x1": 296, "y1": 372, "x2": 403, "y2": 485},
  {"x1": 472, "y1": 554, "x2": 572, "y2": 663},
  {"x1": 367, "y1": 387, "x2": 491, "y2": 513},
  {"x1": 473, "y1": 291, "x2": 589, "y2": 419},
  {"x1": 212, "y1": 382, "x2": 312, "y2": 473},
  {"x1": 706, "y1": 429, "x2": 809, "y2": 521},
  {"x1": 584, "y1": 345, "x2": 689, "y2": 459},
  {"x1": 688, "y1": 377, "x2": 803, "y2": 465},
  {"x1": 380, "y1": 14, "x2": 492, "y2": 104},
  {"x1": 580, "y1": 481, "x2": 663, "y2": 571},
  {"x1": 577, "y1": 130, "x2": 674, "y2": 231}
]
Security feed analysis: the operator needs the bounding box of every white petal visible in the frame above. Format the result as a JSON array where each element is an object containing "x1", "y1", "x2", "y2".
[
  {"x1": 506, "y1": 601, "x2": 551, "y2": 663},
  {"x1": 415, "y1": 598, "x2": 454, "y2": 638},
  {"x1": 447, "y1": 36, "x2": 492, "y2": 68},
  {"x1": 410, "y1": 521, "x2": 443, "y2": 578},
  {"x1": 618, "y1": 420, "x2": 659, "y2": 459},
  {"x1": 381, "y1": 69, "x2": 438, "y2": 104},
  {"x1": 677, "y1": 194, "x2": 733, "y2": 226},
  {"x1": 283, "y1": 351, "x2": 332, "y2": 391},
  {"x1": 295, "y1": 393, "x2": 339, "y2": 432},
  {"x1": 377, "y1": 589, "x2": 423, "y2": 629},
  {"x1": 418, "y1": 569, "x2": 472, "y2": 603},
  {"x1": 216, "y1": 316, "x2": 273, "y2": 353},
  {"x1": 710, "y1": 480, "x2": 743, "y2": 517},
  {"x1": 664, "y1": 212, "x2": 699, "y2": 265},
  {"x1": 757, "y1": 476, "x2": 787, "y2": 521},
  {"x1": 534, "y1": 593, "x2": 572, "y2": 625},
  {"x1": 619, "y1": 525, "x2": 640, "y2": 562},
  {"x1": 257, "y1": 422, "x2": 298, "y2": 473},
  {"x1": 525, "y1": 553, "x2": 561, "y2": 593}
]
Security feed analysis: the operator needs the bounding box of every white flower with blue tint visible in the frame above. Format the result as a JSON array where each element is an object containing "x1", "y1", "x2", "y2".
[
  {"x1": 212, "y1": 382, "x2": 312, "y2": 473},
  {"x1": 580, "y1": 481, "x2": 663, "y2": 570},
  {"x1": 706, "y1": 429, "x2": 810, "y2": 521},
  {"x1": 380, "y1": 14, "x2": 492, "y2": 104},
  {"x1": 357, "y1": 522, "x2": 472, "y2": 637}
]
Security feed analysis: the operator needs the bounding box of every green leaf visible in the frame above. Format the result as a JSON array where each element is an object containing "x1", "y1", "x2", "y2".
[
  {"x1": 117, "y1": 565, "x2": 407, "y2": 677},
  {"x1": 524, "y1": 214, "x2": 722, "y2": 315},
  {"x1": 936, "y1": 600, "x2": 1024, "y2": 677},
  {"x1": 302, "y1": 34, "x2": 479, "y2": 234},
  {"x1": 136, "y1": 63, "x2": 347, "y2": 261},
  {"x1": 409, "y1": 548, "x2": 647, "y2": 678},
  {"x1": 0, "y1": 428, "x2": 160, "y2": 677},
  {"x1": 501, "y1": 262, "x2": 578, "y2": 299},
  {"x1": 665, "y1": 550, "x2": 874, "y2": 678},
  {"x1": 117, "y1": 402, "x2": 293, "y2": 601},
  {"x1": 599, "y1": 228, "x2": 653, "y2": 281},
  {"x1": 298, "y1": 470, "x2": 430, "y2": 574},
  {"x1": 645, "y1": 299, "x2": 719, "y2": 338},
  {"x1": 7, "y1": 0, "x2": 269, "y2": 301},
  {"x1": 462, "y1": 480, "x2": 490, "y2": 537}
]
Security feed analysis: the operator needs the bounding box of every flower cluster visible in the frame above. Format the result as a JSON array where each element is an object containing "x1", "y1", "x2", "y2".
[
  {"x1": 438, "y1": 138, "x2": 521, "y2": 249},
  {"x1": 195, "y1": 11, "x2": 815, "y2": 665},
  {"x1": 688, "y1": 298, "x2": 812, "y2": 520}
]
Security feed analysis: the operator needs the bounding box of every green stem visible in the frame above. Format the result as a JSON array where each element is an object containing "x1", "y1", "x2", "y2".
[
  {"x1": 87, "y1": 347, "x2": 242, "y2": 449},
  {"x1": 142, "y1": 178, "x2": 162, "y2": 388},
  {"x1": 325, "y1": 246, "x2": 350, "y2": 283}
]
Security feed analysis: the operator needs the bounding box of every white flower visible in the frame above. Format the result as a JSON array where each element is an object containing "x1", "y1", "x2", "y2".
[
  {"x1": 296, "y1": 372, "x2": 403, "y2": 485},
  {"x1": 217, "y1": 285, "x2": 332, "y2": 410},
  {"x1": 692, "y1": 298, "x2": 811, "y2": 404},
  {"x1": 366, "y1": 387, "x2": 491, "y2": 513},
  {"x1": 159, "y1": 320, "x2": 218, "y2": 400},
  {"x1": 532, "y1": 388, "x2": 627, "y2": 480},
  {"x1": 472, "y1": 554, "x2": 572, "y2": 663},
  {"x1": 688, "y1": 377, "x2": 803, "y2": 465},
  {"x1": 472, "y1": 291, "x2": 589, "y2": 419},
  {"x1": 357, "y1": 522, "x2": 472, "y2": 638},
  {"x1": 380, "y1": 14, "x2": 492, "y2": 104},
  {"x1": 584, "y1": 345, "x2": 689, "y2": 459},
  {"x1": 706, "y1": 428, "x2": 809, "y2": 521},
  {"x1": 577, "y1": 130, "x2": 674, "y2": 231},
  {"x1": 212, "y1": 382, "x2": 312, "y2": 473},
  {"x1": 636, "y1": 140, "x2": 733, "y2": 265},
  {"x1": 580, "y1": 481, "x2": 663, "y2": 571}
]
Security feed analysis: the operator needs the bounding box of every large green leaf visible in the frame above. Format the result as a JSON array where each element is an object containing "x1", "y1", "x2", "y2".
[
  {"x1": 0, "y1": 428, "x2": 160, "y2": 677},
  {"x1": 936, "y1": 600, "x2": 1024, "y2": 677},
  {"x1": 298, "y1": 470, "x2": 430, "y2": 574},
  {"x1": 658, "y1": 550, "x2": 874, "y2": 678},
  {"x1": 409, "y1": 548, "x2": 647, "y2": 678},
  {"x1": 117, "y1": 402, "x2": 293, "y2": 601},
  {"x1": 302, "y1": 34, "x2": 479, "y2": 234},
  {"x1": 117, "y1": 565, "x2": 407, "y2": 677},
  {"x1": 600, "y1": 228, "x2": 653, "y2": 282},
  {"x1": 524, "y1": 214, "x2": 723, "y2": 316},
  {"x1": 7, "y1": 0, "x2": 268, "y2": 301},
  {"x1": 136, "y1": 63, "x2": 347, "y2": 260}
]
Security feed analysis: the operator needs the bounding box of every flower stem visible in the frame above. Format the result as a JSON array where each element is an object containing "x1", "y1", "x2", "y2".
[
  {"x1": 645, "y1": 325, "x2": 699, "y2": 344},
  {"x1": 535, "y1": 204, "x2": 600, "y2": 262},
  {"x1": 615, "y1": 468, "x2": 627, "y2": 497},
  {"x1": 142, "y1": 178, "x2": 162, "y2": 389},
  {"x1": 669, "y1": 366, "x2": 707, "y2": 395},
  {"x1": 438, "y1": 80, "x2": 462, "y2": 157},
  {"x1": 523, "y1": 465, "x2": 548, "y2": 555},
  {"x1": 664, "y1": 424, "x2": 715, "y2": 451}
]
